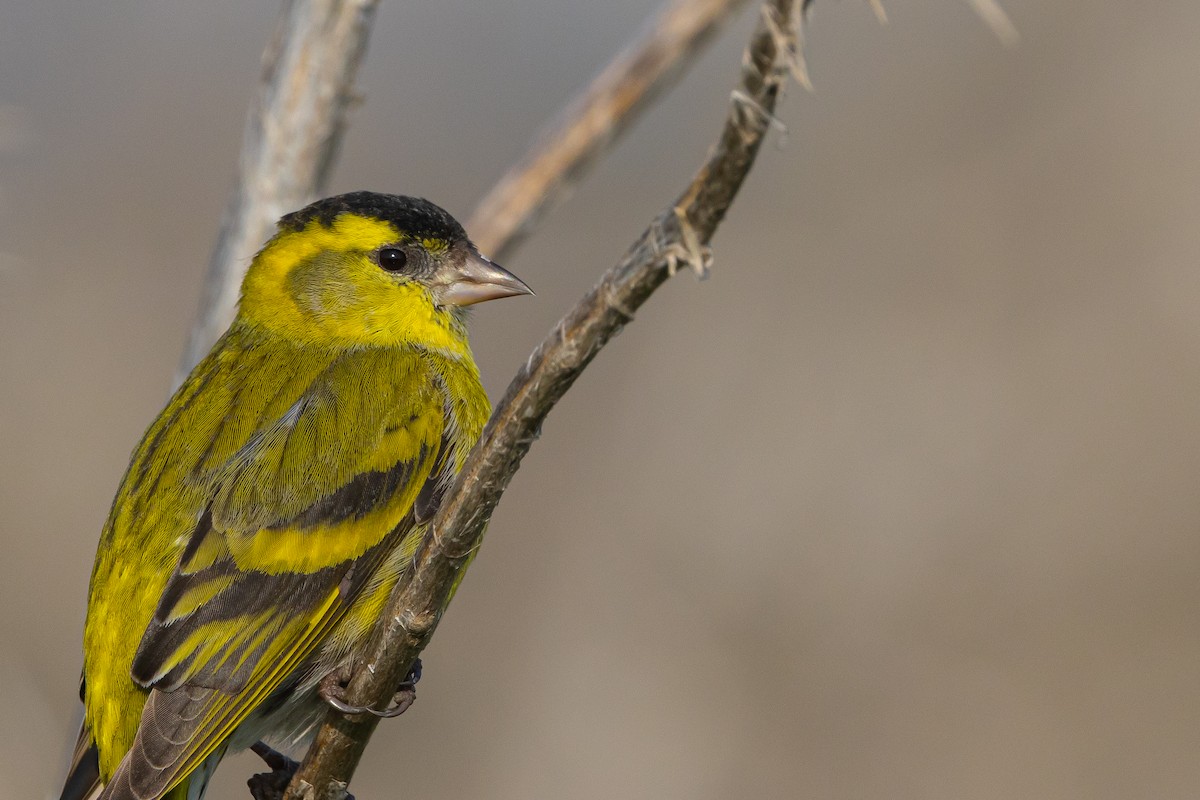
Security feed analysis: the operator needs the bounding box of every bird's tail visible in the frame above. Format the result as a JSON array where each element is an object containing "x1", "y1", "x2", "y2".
[
  {"x1": 59, "y1": 724, "x2": 101, "y2": 800},
  {"x1": 61, "y1": 726, "x2": 219, "y2": 800}
]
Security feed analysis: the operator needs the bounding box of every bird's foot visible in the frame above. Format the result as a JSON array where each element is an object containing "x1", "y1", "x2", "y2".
[
  {"x1": 247, "y1": 741, "x2": 345, "y2": 800},
  {"x1": 318, "y1": 658, "x2": 422, "y2": 718}
]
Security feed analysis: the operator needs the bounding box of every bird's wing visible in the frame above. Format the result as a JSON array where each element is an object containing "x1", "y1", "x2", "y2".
[{"x1": 108, "y1": 349, "x2": 448, "y2": 800}]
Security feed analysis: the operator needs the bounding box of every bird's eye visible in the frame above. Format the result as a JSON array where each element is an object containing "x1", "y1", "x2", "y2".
[{"x1": 378, "y1": 247, "x2": 409, "y2": 272}]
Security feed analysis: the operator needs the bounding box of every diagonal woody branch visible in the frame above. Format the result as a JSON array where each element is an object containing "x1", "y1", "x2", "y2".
[{"x1": 283, "y1": 1, "x2": 811, "y2": 798}]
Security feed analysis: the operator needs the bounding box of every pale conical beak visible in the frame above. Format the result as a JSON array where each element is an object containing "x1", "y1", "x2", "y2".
[{"x1": 434, "y1": 250, "x2": 534, "y2": 307}]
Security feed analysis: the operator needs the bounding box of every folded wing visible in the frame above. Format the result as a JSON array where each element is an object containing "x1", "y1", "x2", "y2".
[{"x1": 104, "y1": 349, "x2": 447, "y2": 800}]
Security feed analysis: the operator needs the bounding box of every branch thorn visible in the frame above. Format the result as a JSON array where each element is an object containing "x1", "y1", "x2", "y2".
[{"x1": 761, "y1": 1, "x2": 811, "y2": 91}]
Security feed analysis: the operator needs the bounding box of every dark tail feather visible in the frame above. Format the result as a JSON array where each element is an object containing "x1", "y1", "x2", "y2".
[{"x1": 60, "y1": 725, "x2": 102, "y2": 800}]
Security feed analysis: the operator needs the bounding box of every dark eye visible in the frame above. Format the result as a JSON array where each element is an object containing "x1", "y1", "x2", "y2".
[{"x1": 378, "y1": 247, "x2": 408, "y2": 272}]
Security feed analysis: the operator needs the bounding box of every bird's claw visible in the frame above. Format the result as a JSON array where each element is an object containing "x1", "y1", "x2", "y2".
[
  {"x1": 248, "y1": 742, "x2": 327, "y2": 800},
  {"x1": 318, "y1": 658, "x2": 422, "y2": 718}
]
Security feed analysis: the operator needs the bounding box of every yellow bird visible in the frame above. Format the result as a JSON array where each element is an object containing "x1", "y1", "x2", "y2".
[{"x1": 59, "y1": 192, "x2": 532, "y2": 800}]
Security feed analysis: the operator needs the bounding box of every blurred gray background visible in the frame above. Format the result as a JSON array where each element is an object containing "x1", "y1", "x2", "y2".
[{"x1": 3, "y1": 1, "x2": 1199, "y2": 798}]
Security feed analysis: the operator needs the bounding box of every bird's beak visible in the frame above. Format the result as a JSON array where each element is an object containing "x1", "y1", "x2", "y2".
[{"x1": 435, "y1": 250, "x2": 534, "y2": 307}]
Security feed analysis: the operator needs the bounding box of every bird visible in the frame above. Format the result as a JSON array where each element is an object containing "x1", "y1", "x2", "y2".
[{"x1": 59, "y1": 191, "x2": 532, "y2": 800}]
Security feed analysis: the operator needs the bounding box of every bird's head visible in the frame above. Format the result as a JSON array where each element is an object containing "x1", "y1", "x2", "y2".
[{"x1": 239, "y1": 191, "x2": 531, "y2": 356}]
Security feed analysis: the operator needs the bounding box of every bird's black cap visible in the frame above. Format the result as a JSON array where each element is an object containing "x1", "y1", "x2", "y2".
[{"x1": 279, "y1": 191, "x2": 468, "y2": 244}]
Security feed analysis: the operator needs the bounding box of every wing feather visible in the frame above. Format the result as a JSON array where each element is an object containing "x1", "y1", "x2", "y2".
[
  {"x1": 105, "y1": 347, "x2": 447, "y2": 800},
  {"x1": 59, "y1": 723, "x2": 101, "y2": 800}
]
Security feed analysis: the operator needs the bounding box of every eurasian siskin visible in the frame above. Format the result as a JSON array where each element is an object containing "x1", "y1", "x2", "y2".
[{"x1": 59, "y1": 192, "x2": 531, "y2": 800}]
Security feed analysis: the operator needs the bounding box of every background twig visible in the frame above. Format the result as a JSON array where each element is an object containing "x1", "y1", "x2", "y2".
[
  {"x1": 177, "y1": 0, "x2": 379, "y2": 380},
  {"x1": 283, "y1": 1, "x2": 808, "y2": 798},
  {"x1": 467, "y1": 0, "x2": 752, "y2": 261}
]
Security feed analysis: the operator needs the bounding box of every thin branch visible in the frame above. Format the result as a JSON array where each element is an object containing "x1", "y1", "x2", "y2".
[
  {"x1": 282, "y1": 1, "x2": 809, "y2": 798},
  {"x1": 967, "y1": 0, "x2": 1019, "y2": 47},
  {"x1": 467, "y1": 0, "x2": 752, "y2": 262},
  {"x1": 177, "y1": 0, "x2": 379, "y2": 381}
]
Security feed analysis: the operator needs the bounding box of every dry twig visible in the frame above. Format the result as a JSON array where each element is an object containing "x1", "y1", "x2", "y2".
[
  {"x1": 467, "y1": 0, "x2": 753, "y2": 261},
  {"x1": 282, "y1": 1, "x2": 810, "y2": 798},
  {"x1": 177, "y1": 0, "x2": 379, "y2": 379},
  {"x1": 967, "y1": 0, "x2": 1019, "y2": 46}
]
